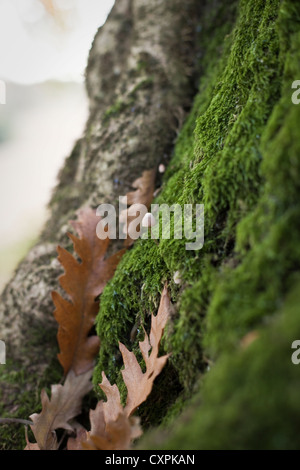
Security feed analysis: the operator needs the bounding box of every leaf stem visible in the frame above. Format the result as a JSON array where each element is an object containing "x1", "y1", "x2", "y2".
[{"x1": 0, "y1": 418, "x2": 33, "y2": 426}]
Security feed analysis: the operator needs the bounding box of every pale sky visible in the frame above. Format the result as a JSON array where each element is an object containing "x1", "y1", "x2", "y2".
[{"x1": 0, "y1": 0, "x2": 115, "y2": 84}]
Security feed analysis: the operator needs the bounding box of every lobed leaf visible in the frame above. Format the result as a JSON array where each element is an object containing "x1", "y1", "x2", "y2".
[
  {"x1": 120, "y1": 169, "x2": 156, "y2": 246},
  {"x1": 52, "y1": 207, "x2": 124, "y2": 375},
  {"x1": 27, "y1": 369, "x2": 93, "y2": 450},
  {"x1": 70, "y1": 285, "x2": 172, "y2": 451}
]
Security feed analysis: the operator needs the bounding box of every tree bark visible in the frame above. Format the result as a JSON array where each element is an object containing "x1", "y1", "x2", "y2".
[{"x1": 0, "y1": 0, "x2": 200, "y2": 398}]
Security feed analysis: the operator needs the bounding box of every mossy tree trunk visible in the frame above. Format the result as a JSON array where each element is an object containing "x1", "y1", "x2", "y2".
[
  {"x1": 0, "y1": 0, "x2": 201, "y2": 449},
  {"x1": 1, "y1": 0, "x2": 300, "y2": 451}
]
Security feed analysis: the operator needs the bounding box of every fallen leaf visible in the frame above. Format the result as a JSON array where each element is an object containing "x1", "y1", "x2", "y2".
[
  {"x1": 83, "y1": 373, "x2": 142, "y2": 450},
  {"x1": 24, "y1": 442, "x2": 40, "y2": 451},
  {"x1": 121, "y1": 284, "x2": 171, "y2": 416},
  {"x1": 24, "y1": 427, "x2": 40, "y2": 451},
  {"x1": 68, "y1": 375, "x2": 142, "y2": 450},
  {"x1": 240, "y1": 330, "x2": 260, "y2": 349},
  {"x1": 69, "y1": 285, "x2": 171, "y2": 451},
  {"x1": 29, "y1": 369, "x2": 93, "y2": 450},
  {"x1": 120, "y1": 169, "x2": 156, "y2": 246},
  {"x1": 67, "y1": 428, "x2": 88, "y2": 450},
  {"x1": 85, "y1": 413, "x2": 142, "y2": 450},
  {"x1": 52, "y1": 207, "x2": 125, "y2": 375},
  {"x1": 125, "y1": 169, "x2": 156, "y2": 207}
]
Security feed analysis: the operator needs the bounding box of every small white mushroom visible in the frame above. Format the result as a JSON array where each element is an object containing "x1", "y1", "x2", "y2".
[
  {"x1": 158, "y1": 164, "x2": 166, "y2": 174},
  {"x1": 173, "y1": 270, "x2": 182, "y2": 285},
  {"x1": 142, "y1": 213, "x2": 156, "y2": 228}
]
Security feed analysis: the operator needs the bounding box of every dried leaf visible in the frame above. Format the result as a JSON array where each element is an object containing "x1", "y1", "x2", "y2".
[
  {"x1": 26, "y1": 208, "x2": 126, "y2": 451},
  {"x1": 24, "y1": 442, "x2": 40, "y2": 451},
  {"x1": 121, "y1": 284, "x2": 171, "y2": 416},
  {"x1": 121, "y1": 169, "x2": 156, "y2": 246},
  {"x1": 84, "y1": 412, "x2": 142, "y2": 450},
  {"x1": 70, "y1": 285, "x2": 171, "y2": 451},
  {"x1": 24, "y1": 428, "x2": 40, "y2": 451},
  {"x1": 67, "y1": 428, "x2": 87, "y2": 450},
  {"x1": 99, "y1": 371, "x2": 124, "y2": 422},
  {"x1": 80, "y1": 374, "x2": 142, "y2": 450},
  {"x1": 52, "y1": 207, "x2": 124, "y2": 375},
  {"x1": 240, "y1": 330, "x2": 260, "y2": 349},
  {"x1": 126, "y1": 169, "x2": 156, "y2": 207},
  {"x1": 29, "y1": 369, "x2": 93, "y2": 450},
  {"x1": 68, "y1": 377, "x2": 142, "y2": 451}
]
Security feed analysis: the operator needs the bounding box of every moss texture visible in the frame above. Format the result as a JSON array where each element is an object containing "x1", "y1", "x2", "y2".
[
  {"x1": 142, "y1": 280, "x2": 300, "y2": 449},
  {"x1": 0, "y1": 356, "x2": 61, "y2": 450},
  {"x1": 94, "y1": 0, "x2": 300, "y2": 448}
]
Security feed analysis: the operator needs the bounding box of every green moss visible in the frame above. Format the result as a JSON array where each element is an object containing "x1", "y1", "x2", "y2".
[
  {"x1": 94, "y1": 0, "x2": 300, "y2": 448},
  {"x1": 0, "y1": 356, "x2": 62, "y2": 450},
  {"x1": 129, "y1": 77, "x2": 154, "y2": 97},
  {"x1": 204, "y1": 0, "x2": 300, "y2": 358},
  {"x1": 102, "y1": 77, "x2": 154, "y2": 125},
  {"x1": 102, "y1": 98, "x2": 133, "y2": 124},
  {"x1": 94, "y1": 0, "x2": 241, "y2": 416},
  {"x1": 93, "y1": 240, "x2": 169, "y2": 393},
  {"x1": 147, "y1": 279, "x2": 300, "y2": 449}
]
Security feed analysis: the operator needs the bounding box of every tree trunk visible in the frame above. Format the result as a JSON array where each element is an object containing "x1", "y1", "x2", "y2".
[
  {"x1": 2, "y1": 0, "x2": 300, "y2": 451},
  {"x1": 0, "y1": 0, "x2": 200, "y2": 447}
]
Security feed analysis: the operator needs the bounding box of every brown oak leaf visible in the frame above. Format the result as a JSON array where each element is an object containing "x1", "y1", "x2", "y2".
[
  {"x1": 52, "y1": 207, "x2": 125, "y2": 376},
  {"x1": 67, "y1": 373, "x2": 142, "y2": 450},
  {"x1": 120, "y1": 169, "x2": 156, "y2": 247},
  {"x1": 69, "y1": 285, "x2": 171, "y2": 451},
  {"x1": 121, "y1": 284, "x2": 171, "y2": 416},
  {"x1": 24, "y1": 428, "x2": 40, "y2": 451},
  {"x1": 28, "y1": 369, "x2": 93, "y2": 450}
]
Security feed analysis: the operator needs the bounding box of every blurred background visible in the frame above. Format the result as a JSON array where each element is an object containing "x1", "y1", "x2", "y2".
[{"x1": 0, "y1": 0, "x2": 115, "y2": 292}]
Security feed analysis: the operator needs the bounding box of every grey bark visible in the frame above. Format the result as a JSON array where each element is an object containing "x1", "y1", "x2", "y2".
[{"x1": 0, "y1": 0, "x2": 200, "y2": 397}]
